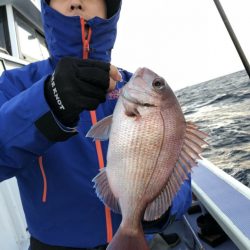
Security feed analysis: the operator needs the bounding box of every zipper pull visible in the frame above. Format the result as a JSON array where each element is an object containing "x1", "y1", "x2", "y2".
[
  {"x1": 84, "y1": 39, "x2": 90, "y2": 59},
  {"x1": 83, "y1": 25, "x2": 92, "y2": 59},
  {"x1": 80, "y1": 18, "x2": 92, "y2": 59}
]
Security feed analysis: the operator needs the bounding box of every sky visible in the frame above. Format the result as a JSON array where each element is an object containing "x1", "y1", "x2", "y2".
[{"x1": 112, "y1": 0, "x2": 250, "y2": 90}]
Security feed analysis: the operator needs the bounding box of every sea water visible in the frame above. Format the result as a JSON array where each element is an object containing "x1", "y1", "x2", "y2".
[{"x1": 176, "y1": 70, "x2": 250, "y2": 187}]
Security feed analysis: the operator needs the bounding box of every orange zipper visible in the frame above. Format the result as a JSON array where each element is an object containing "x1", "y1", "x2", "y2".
[
  {"x1": 80, "y1": 18, "x2": 92, "y2": 59},
  {"x1": 80, "y1": 17, "x2": 113, "y2": 243}
]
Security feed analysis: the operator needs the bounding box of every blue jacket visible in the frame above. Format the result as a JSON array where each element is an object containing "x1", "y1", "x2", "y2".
[{"x1": 0, "y1": 0, "x2": 192, "y2": 248}]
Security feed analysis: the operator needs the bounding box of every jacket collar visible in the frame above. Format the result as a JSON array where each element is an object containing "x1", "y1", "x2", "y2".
[{"x1": 41, "y1": 0, "x2": 121, "y2": 65}]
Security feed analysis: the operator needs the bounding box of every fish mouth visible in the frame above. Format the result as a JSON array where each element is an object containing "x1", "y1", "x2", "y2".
[{"x1": 121, "y1": 89, "x2": 156, "y2": 108}]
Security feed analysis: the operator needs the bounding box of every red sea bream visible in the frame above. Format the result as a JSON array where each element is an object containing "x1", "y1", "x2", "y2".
[{"x1": 87, "y1": 68, "x2": 208, "y2": 250}]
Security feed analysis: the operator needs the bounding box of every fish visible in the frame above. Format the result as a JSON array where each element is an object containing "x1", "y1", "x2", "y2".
[{"x1": 86, "y1": 67, "x2": 208, "y2": 250}]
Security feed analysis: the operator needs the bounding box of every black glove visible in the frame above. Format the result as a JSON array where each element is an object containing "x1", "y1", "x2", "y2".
[
  {"x1": 142, "y1": 207, "x2": 171, "y2": 233},
  {"x1": 45, "y1": 57, "x2": 110, "y2": 127}
]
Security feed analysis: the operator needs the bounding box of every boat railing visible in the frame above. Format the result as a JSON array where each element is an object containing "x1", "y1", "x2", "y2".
[{"x1": 192, "y1": 158, "x2": 250, "y2": 250}]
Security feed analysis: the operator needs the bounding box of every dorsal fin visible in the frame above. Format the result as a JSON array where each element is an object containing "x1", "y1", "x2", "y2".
[{"x1": 143, "y1": 121, "x2": 208, "y2": 221}]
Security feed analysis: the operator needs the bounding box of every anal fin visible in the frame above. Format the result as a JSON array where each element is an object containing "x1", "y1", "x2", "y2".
[{"x1": 93, "y1": 168, "x2": 121, "y2": 214}]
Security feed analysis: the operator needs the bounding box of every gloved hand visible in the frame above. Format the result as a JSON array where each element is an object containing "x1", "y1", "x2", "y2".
[
  {"x1": 142, "y1": 207, "x2": 171, "y2": 233},
  {"x1": 44, "y1": 57, "x2": 121, "y2": 127}
]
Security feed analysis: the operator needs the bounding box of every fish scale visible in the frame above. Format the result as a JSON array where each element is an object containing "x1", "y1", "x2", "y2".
[{"x1": 109, "y1": 107, "x2": 164, "y2": 205}]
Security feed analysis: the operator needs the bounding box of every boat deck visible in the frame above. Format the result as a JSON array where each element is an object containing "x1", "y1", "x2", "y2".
[{"x1": 150, "y1": 210, "x2": 239, "y2": 250}]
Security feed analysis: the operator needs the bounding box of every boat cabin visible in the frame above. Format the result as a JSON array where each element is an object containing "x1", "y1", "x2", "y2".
[{"x1": 0, "y1": 0, "x2": 48, "y2": 74}]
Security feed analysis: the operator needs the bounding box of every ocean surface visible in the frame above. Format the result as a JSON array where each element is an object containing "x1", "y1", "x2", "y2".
[{"x1": 175, "y1": 70, "x2": 250, "y2": 187}]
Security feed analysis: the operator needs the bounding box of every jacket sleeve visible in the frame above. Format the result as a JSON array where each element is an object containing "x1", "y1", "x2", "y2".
[
  {"x1": 169, "y1": 174, "x2": 192, "y2": 221},
  {"x1": 0, "y1": 70, "x2": 75, "y2": 182},
  {"x1": 143, "y1": 175, "x2": 192, "y2": 234}
]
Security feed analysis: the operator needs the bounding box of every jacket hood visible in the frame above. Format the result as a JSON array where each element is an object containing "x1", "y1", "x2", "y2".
[{"x1": 41, "y1": 0, "x2": 121, "y2": 65}]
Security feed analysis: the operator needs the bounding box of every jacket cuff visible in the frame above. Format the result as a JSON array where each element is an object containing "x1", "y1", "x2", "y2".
[{"x1": 35, "y1": 112, "x2": 78, "y2": 142}]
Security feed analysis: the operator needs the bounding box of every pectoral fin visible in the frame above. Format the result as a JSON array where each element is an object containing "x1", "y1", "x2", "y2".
[{"x1": 86, "y1": 115, "x2": 113, "y2": 141}]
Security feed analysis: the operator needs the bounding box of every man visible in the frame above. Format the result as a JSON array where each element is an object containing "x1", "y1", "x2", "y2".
[{"x1": 0, "y1": 0, "x2": 192, "y2": 249}]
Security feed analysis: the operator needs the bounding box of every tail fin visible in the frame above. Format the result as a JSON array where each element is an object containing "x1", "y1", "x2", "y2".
[{"x1": 107, "y1": 226, "x2": 150, "y2": 250}]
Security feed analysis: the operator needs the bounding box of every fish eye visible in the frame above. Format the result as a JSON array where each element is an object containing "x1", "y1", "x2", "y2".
[{"x1": 152, "y1": 77, "x2": 166, "y2": 90}]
